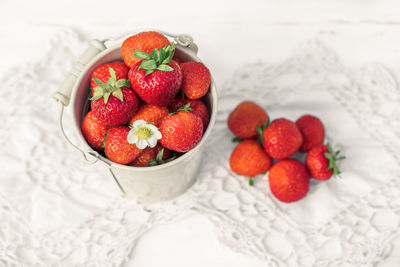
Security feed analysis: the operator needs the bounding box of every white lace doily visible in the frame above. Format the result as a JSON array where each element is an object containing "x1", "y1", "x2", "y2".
[{"x1": 1, "y1": 28, "x2": 400, "y2": 266}]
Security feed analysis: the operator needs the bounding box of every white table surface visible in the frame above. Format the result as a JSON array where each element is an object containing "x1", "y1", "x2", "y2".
[{"x1": 1, "y1": 0, "x2": 400, "y2": 266}]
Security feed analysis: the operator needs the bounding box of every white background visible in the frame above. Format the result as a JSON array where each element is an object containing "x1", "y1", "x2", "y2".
[{"x1": 1, "y1": 0, "x2": 400, "y2": 266}]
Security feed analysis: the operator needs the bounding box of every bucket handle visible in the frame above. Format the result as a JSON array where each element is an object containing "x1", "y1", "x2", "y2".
[
  {"x1": 57, "y1": 101, "x2": 104, "y2": 165},
  {"x1": 102, "y1": 28, "x2": 199, "y2": 56},
  {"x1": 53, "y1": 39, "x2": 107, "y2": 107},
  {"x1": 59, "y1": 101, "x2": 127, "y2": 195},
  {"x1": 53, "y1": 29, "x2": 198, "y2": 107},
  {"x1": 54, "y1": 38, "x2": 109, "y2": 164}
]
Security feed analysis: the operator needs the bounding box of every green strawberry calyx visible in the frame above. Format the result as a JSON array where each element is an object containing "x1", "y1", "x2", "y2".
[
  {"x1": 324, "y1": 143, "x2": 346, "y2": 175},
  {"x1": 90, "y1": 67, "x2": 131, "y2": 104},
  {"x1": 256, "y1": 119, "x2": 270, "y2": 145},
  {"x1": 177, "y1": 103, "x2": 192, "y2": 112},
  {"x1": 168, "y1": 103, "x2": 192, "y2": 116},
  {"x1": 149, "y1": 148, "x2": 176, "y2": 166},
  {"x1": 232, "y1": 136, "x2": 243, "y2": 143},
  {"x1": 102, "y1": 128, "x2": 112, "y2": 149},
  {"x1": 249, "y1": 177, "x2": 254, "y2": 186},
  {"x1": 135, "y1": 44, "x2": 176, "y2": 76}
]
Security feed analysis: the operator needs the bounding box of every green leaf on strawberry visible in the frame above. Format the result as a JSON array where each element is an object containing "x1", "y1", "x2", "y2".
[
  {"x1": 93, "y1": 77, "x2": 105, "y2": 86},
  {"x1": 324, "y1": 143, "x2": 345, "y2": 175},
  {"x1": 149, "y1": 148, "x2": 176, "y2": 166},
  {"x1": 140, "y1": 59, "x2": 157, "y2": 71},
  {"x1": 168, "y1": 103, "x2": 193, "y2": 117},
  {"x1": 177, "y1": 103, "x2": 192, "y2": 112},
  {"x1": 249, "y1": 177, "x2": 254, "y2": 186},
  {"x1": 256, "y1": 125, "x2": 263, "y2": 137},
  {"x1": 112, "y1": 89, "x2": 124, "y2": 102},
  {"x1": 156, "y1": 148, "x2": 166, "y2": 162},
  {"x1": 116, "y1": 79, "x2": 130, "y2": 88},
  {"x1": 89, "y1": 67, "x2": 131, "y2": 104},
  {"x1": 108, "y1": 67, "x2": 117, "y2": 79},
  {"x1": 134, "y1": 50, "x2": 151, "y2": 60},
  {"x1": 150, "y1": 49, "x2": 160, "y2": 63},
  {"x1": 90, "y1": 86, "x2": 104, "y2": 100},
  {"x1": 157, "y1": 65, "x2": 174, "y2": 72},
  {"x1": 256, "y1": 118, "x2": 269, "y2": 145},
  {"x1": 232, "y1": 136, "x2": 242, "y2": 143},
  {"x1": 103, "y1": 92, "x2": 112, "y2": 104},
  {"x1": 159, "y1": 48, "x2": 166, "y2": 64},
  {"x1": 135, "y1": 44, "x2": 176, "y2": 76}
]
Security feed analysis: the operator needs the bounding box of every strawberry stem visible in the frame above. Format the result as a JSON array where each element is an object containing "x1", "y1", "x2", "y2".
[
  {"x1": 249, "y1": 177, "x2": 254, "y2": 186},
  {"x1": 149, "y1": 149, "x2": 176, "y2": 166},
  {"x1": 169, "y1": 103, "x2": 192, "y2": 116},
  {"x1": 177, "y1": 103, "x2": 192, "y2": 112},
  {"x1": 324, "y1": 143, "x2": 345, "y2": 176},
  {"x1": 102, "y1": 128, "x2": 112, "y2": 150},
  {"x1": 232, "y1": 136, "x2": 242, "y2": 143},
  {"x1": 256, "y1": 118, "x2": 269, "y2": 145}
]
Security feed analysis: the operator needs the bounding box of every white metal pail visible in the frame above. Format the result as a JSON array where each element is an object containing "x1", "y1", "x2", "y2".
[{"x1": 54, "y1": 29, "x2": 217, "y2": 203}]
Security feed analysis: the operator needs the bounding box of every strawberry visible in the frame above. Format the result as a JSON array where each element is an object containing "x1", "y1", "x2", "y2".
[
  {"x1": 268, "y1": 159, "x2": 310, "y2": 203},
  {"x1": 129, "y1": 104, "x2": 168, "y2": 127},
  {"x1": 172, "y1": 56, "x2": 182, "y2": 64},
  {"x1": 128, "y1": 44, "x2": 182, "y2": 106},
  {"x1": 159, "y1": 106, "x2": 203, "y2": 152},
  {"x1": 228, "y1": 101, "x2": 269, "y2": 139},
  {"x1": 229, "y1": 140, "x2": 272, "y2": 181},
  {"x1": 90, "y1": 67, "x2": 140, "y2": 126},
  {"x1": 306, "y1": 144, "x2": 345, "y2": 180},
  {"x1": 180, "y1": 62, "x2": 211, "y2": 99},
  {"x1": 169, "y1": 95, "x2": 210, "y2": 129},
  {"x1": 263, "y1": 118, "x2": 303, "y2": 159},
  {"x1": 104, "y1": 126, "x2": 142, "y2": 165},
  {"x1": 121, "y1": 31, "x2": 170, "y2": 68},
  {"x1": 90, "y1": 61, "x2": 129, "y2": 91},
  {"x1": 130, "y1": 144, "x2": 172, "y2": 167},
  {"x1": 81, "y1": 111, "x2": 110, "y2": 151},
  {"x1": 296, "y1": 115, "x2": 325, "y2": 152}
]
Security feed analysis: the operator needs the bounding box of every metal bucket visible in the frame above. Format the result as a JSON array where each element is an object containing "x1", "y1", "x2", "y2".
[{"x1": 53, "y1": 29, "x2": 217, "y2": 203}]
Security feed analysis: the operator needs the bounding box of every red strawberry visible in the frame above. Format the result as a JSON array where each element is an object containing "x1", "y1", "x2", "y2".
[
  {"x1": 172, "y1": 56, "x2": 182, "y2": 64},
  {"x1": 130, "y1": 144, "x2": 172, "y2": 167},
  {"x1": 90, "y1": 61, "x2": 129, "y2": 91},
  {"x1": 169, "y1": 95, "x2": 210, "y2": 129},
  {"x1": 81, "y1": 111, "x2": 110, "y2": 151},
  {"x1": 268, "y1": 159, "x2": 310, "y2": 203},
  {"x1": 228, "y1": 101, "x2": 269, "y2": 139},
  {"x1": 263, "y1": 118, "x2": 303, "y2": 159},
  {"x1": 91, "y1": 88, "x2": 139, "y2": 127},
  {"x1": 306, "y1": 144, "x2": 345, "y2": 180},
  {"x1": 296, "y1": 115, "x2": 325, "y2": 152},
  {"x1": 90, "y1": 67, "x2": 140, "y2": 126},
  {"x1": 180, "y1": 62, "x2": 211, "y2": 99},
  {"x1": 229, "y1": 140, "x2": 272, "y2": 179},
  {"x1": 159, "y1": 107, "x2": 203, "y2": 152},
  {"x1": 128, "y1": 45, "x2": 182, "y2": 106},
  {"x1": 129, "y1": 104, "x2": 168, "y2": 127},
  {"x1": 121, "y1": 31, "x2": 170, "y2": 68},
  {"x1": 104, "y1": 126, "x2": 142, "y2": 165}
]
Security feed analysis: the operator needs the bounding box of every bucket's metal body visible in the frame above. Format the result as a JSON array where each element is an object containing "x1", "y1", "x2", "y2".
[{"x1": 54, "y1": 30, "x2": 217, "y2": 203}]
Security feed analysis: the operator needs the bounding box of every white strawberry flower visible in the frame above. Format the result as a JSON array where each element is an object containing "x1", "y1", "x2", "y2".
[{"x1": 127, "y1": 120, "x2": 162, "y2": 149}]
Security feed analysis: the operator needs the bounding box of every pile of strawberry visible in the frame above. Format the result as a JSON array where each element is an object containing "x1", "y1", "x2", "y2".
[
  {"x1": 228, "y1": 101, "x2": 345, "y2": 203},
  {"x1": 81, "y1": 31, "x2": 211, "y2": 166}
]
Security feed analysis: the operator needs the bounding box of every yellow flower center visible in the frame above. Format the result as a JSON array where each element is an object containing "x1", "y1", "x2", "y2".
[{"x1": 135, "y1": 127, "x2": 153, "y2": 140}]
